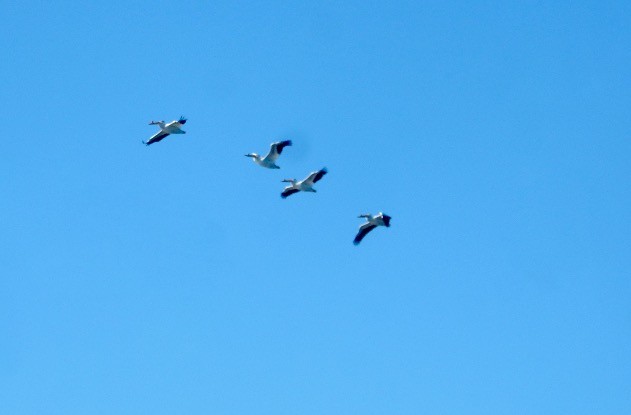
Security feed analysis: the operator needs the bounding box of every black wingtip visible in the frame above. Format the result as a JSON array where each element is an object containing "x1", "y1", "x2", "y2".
[
  {"x1": 312, "y1": 167, "x2": 328, "y2": 183},
  {"x1": 178, "y1": 116, "x2": 187, "y2": 124},
  {"x1": 383, "y1": 215, "x2": 392, "y2": 227},
  {"x1": 281, "y1": 188, "x2": 300, "y2": 199},
  {"x1": 276, "y1": 140, "x2": 293, "y2": 155}
]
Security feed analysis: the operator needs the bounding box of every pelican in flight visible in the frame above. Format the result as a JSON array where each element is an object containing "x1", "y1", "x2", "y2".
[
  {"x1": 281, "y1": 168, "x2": 328, "y2": 198},
  {"x1": 143, "y1": 116, "x2": 187, "y2": 145},
  {"x1": 353, "y1": 212, "x2": 391, "y2": 245},
  {"x1": 245, "y1": 140, "x2": 292, "y2": 169}
]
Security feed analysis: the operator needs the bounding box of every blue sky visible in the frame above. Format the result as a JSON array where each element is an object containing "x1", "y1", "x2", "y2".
[{"x1": 1, "y1": 1, "x2": 630, "y2": 413}]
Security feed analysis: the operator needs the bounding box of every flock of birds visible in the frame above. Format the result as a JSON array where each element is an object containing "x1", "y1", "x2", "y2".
[{"x1": 143, "y1": 117, "x2": 391, "y2": 245}]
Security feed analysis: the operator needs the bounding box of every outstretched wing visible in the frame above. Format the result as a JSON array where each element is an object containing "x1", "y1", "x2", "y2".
[
  {"x1": 145, "y1": 131, "x2": 170, "y2": 145},
  {"x1": 281, "y1": 187, "x2": 301, "y2": 199},
  {"x1": 304, "y1": 167, "x2": 328, "y2": 185},
  {"x1": 353, "y1": 223, "x2": 377, "y2": 245},
  {"x1": 164, "y1": 117, "x2": 187, "y2": 134},
  {"x1": 264, "y1": 140, "x2": 292, "y2": 162}
]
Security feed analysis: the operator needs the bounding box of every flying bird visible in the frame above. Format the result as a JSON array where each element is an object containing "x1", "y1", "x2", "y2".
[
  {"x1": 245, "y1": 140, "x2": 292, "y2": 169},
  {"x1": 281, "y1": 168, "x2": 328, "y2": 198},
  {"x1": 353, "y1": 212, "x2": 391, "y2": 245},
  {"x1": 143, "y1": 116, "x2": 187, "y2": 145}
]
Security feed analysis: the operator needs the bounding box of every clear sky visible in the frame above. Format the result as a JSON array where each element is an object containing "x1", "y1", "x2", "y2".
[{"x1": 1, "y1": 1, "x2": 630, "y2": 413}]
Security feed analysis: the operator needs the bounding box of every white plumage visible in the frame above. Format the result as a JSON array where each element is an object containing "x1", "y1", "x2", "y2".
[
  {"x1": 245, "y1": 140, "x2": 292, "y2": 169},
  {"x1": 353, "y1": 212, "x2": 392, "y2": 245},
  {"x1": 280, "y1": 168, "x2": 328, "y2": 198},
  {"x1": 144, "y1": 117, "x2": 187, "y2": 146}
]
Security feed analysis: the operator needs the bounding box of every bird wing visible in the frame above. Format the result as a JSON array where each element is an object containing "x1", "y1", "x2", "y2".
[
  {"x1": 263, "y1": 140, "x2": 292, "y2": 162},
  {"x1": 169, "y1": 125, "x2": 186, "y2": 134},
  {"x1": 382, "y1": 214, "x2": 392, "y2": 227},
  {"x1": 145, "y1": 131, "x2": 170, "y2": 145},
  {"x1": 281, "y1": 187, "x2": 301, "y2": 199},
  {"x1": 353, "y1": 223, "x2": 377, "y2": 245},
  {"x1": 163, "y1": 119, "x2": 186, "y2": 134},
  {"x1": 304, "y1": 168, "x2": 328, "y2": 184}
]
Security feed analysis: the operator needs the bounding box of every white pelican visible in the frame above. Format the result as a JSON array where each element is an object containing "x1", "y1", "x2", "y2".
[
  {"x1": 143, "y1": 116, "x2": 187, "y2": 145},
  {"x1": 353, "y1": 212, "x2": 391, "y2": 245},
  {"x1": 245, "y1": 140, "x2": 292, "y2": 169},
  {"x1": 280, "y1": 168, "x2": 328, "y2": 198}
]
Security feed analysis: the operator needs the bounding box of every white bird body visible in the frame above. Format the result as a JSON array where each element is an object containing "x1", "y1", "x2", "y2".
[
  {"x1": 246, "y1": 140, "x2": 292, "y2": 169},
  {"x1": 353, "y1": 212, "x2": 391, "y2": 245},
  {"x1": 281, "y1": 168, "x2": 328, "y2": 198},
  {"x1": 144, "y1": 117, "x2": 187, "y2": 145}
]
